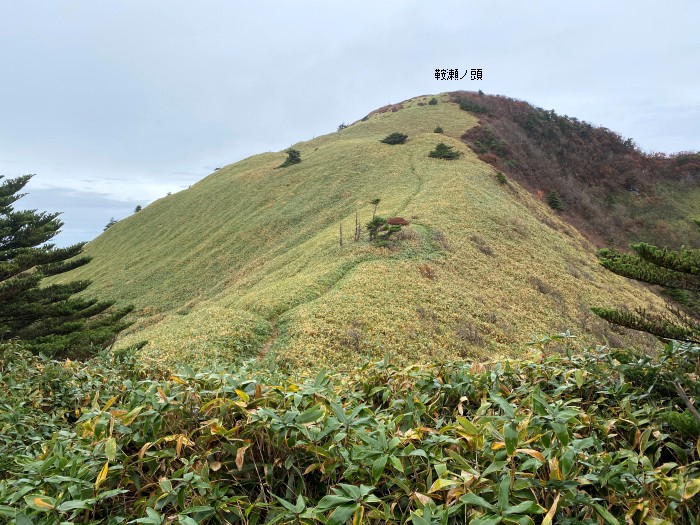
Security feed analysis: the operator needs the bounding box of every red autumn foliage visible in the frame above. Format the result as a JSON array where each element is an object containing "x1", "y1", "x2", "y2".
[
  {"x1": 478, "y1": 153, "x2": 499, "y2": 165},
  {"x1": 387, "y1": 217, "x2": 410, "y2": 226},
  {"x1": 449, "y1": 91, "x2": 700, "y2": 249}
]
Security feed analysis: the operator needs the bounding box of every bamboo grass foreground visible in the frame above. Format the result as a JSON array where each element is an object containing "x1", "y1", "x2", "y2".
[{"x1": 1, "y1": 335, "x2": 698, "y2": 524}]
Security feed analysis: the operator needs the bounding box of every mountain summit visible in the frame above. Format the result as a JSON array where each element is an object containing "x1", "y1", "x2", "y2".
[{"x1": 59, "y1": 93, "x2": 693, "y2": 370}]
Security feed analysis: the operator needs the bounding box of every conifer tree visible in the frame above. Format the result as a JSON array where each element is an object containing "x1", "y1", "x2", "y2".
[
  {"x1": 0, "y1": 175, "x2": 132, "y2": 358},
  {"x1": 591, "y1": 219, "x2": 700, "y2": 344},
  {"x1": 547, "y1": 190, "x2": 563, "y2": 211},
  {"x1": 380, "y1": 132, "x2": 408, "y2": 145},
  {"x1": 428, "y1": 142, "x2": 461, "y2": 160},
  {"x1": 277, "y1": 148, "x2": 301, "y2": 168}
]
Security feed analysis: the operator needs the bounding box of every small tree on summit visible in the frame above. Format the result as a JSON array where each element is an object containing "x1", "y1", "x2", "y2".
[
  {"x1": 277, "y1": 148, "x2": 302, "y2": 168},
  {"x1": 104, "y1": 217, "x2": 119, "y2": 230},
  {"x1": 0, "y1": 175, "x2": 132, "y2": 358}
]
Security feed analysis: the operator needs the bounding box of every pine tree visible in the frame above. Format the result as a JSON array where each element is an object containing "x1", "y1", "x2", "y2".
[
  {"x1": 380, "y1": 132, "x2": 408, "y2": 145},
  {"x1": 428, "y1": 142, "x2": 461, "y2": 160},
  {"x1": 0, "y1": 175, "x2": 132, "y2": 359},
  {"x1": 591, "y1": 220, "x2": 700, "y2": 344},
  {"x1": 277, "y1": 148, "x2": 301, "y2": 168},
  {"x1": 546, "y1": 190, "x2": 563, "y2": 211},
  {"x1": 104, "y1": 217, "x2": 118, "y2": 230}
]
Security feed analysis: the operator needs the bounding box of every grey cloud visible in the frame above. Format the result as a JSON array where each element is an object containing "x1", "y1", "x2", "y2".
[{"x1": 0, "y1": 0, "x2": 697, "y2": 247}]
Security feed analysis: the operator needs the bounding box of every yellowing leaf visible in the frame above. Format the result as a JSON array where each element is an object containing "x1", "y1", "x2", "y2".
[
  {"x1": 101, "y1": 395, "x2": 118, "y2": 413},
  {"x1": 412, "y1": 492, "x2": 432, "y2": 505},
  {"x1": 95, "y1": 461, "x2": 109, "y2": 488},
  {"x1": 235, "y1": 389, "x2": 250, "y2": 403},
  {"x1": 33, "y1": 497, "x2": 55, "y2": 510},
  {"x1": 175, "y1": 434, "x2": 194, "y2": 456},
  {"x1": 138, "y1": 442, "x2": 152, "y2": 459},
  {"x1": 548, "y1": 457, "x2": 561, "y2": 481},
  {"x1": 542, "y1": 491, "x2": 560, "y2": 525},
  {"x1": 516, "y1": 448, "x2": 545, "y2": 462},
  {"x1": 683, "y1": 478, "x2": 700, "y2": 500},
  {"x1": 491, "y1": 442, "x2": 505, "y2": 450},
  {"x1": 170, "y1": 375, "x2": 187, "y2": 385},
  {"x1": 236, "y1": 444, "x2": 250, "y2": 470},
  {"x1": 428, "y1": 478, "x2": 459, "y2": 493},
  {"x1": 122, "y1": 406, "x2": 144, "y2": 425},
  {"x1": 157, "y1": 387, "x2": 167, "y2": 403},
  {"x1": 210, "y1": 461, "x2": 222, "y2": 471}
]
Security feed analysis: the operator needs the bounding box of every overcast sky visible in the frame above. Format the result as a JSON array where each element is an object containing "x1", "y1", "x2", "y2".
[{"x1": 1, "y1": 1, "x2": 698, "y2": 247}]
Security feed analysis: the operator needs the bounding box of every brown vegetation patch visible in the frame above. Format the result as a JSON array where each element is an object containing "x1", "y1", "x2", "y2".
[{"x1": 449, "y1": 90, "x2": 700, "y2": 250}]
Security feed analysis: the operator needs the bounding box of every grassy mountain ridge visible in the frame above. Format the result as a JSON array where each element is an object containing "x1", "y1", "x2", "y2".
[{"x1": 59, "y1": 93, "x2": 668, "y2": 370}]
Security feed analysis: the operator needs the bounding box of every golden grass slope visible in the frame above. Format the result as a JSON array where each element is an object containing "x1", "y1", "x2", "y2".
[{"x1": 59, "y1": 94, "x2": 666, "y2": 370}]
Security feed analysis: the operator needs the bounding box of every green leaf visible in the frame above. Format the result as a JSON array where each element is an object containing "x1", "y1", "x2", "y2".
[
  {"x1": 178, "y1": 517, "x2": 199, "y2": 525},
  {"x1": 15, "y1": 514, "x2": 34, "y2": 525},
  {"x1": 592, "y1": 503, "x2": 621, "y2": 525},
  {"x1": 180, "y1": 362, "x2": 196, "y2": 378},
  {"x1": 180, "y1": 506, "x2": 215, "y2": 515},
  {"x1": 470, "y1": 513, "x2": 502, "y2": 525},
  {"x1": 316, "y1": 495, "x2": 354, "y2": 510},
  {"x1": 504, "y1": 423, "x2": 518, "y2": 456},
  {"x1": 296, "y1": 405, "x2": 324, "y2": 424},
  {"x1": 58, "y1": 499, "x2": 93, "y2": 512},
  {"x1": 503, "y1": 500, "x2": 545, "y2": 515},
  {"x1": 498, "y1": 476, "x2": 511, "y2": 510},
  {"x1": 135, "y1": 507, "x2": 165, "y2": 524},
  {"x1": 97, "y1": 488, "x2": 129, "y2": 501},
  {"x1": 389, "y1": 454, "x2": 404, "y2": 473},
  {"x1": 502, "y1": 515, "x2": 535, "y2": 525},
  {"x1": 273, "y1": 496, "x2": 297, "y2": 513},
  {"x1": 327, "y1": 503, "x2": 359, "y2": 525},
  {"x1": 459, "y1": 493, "x2": 496, "y2": 511},
  {"x1": 551, "y1": 422, "x2": 569, "y2": 447},
  {"x1": 490, "y1": 393, "x2": 514, "y2": 418},
  {"x1": 457, "y1": 416, "x2": 479, "y2": 434},
  {"x1": 410, "y1": 511, "x2": 432, "y2": 525},
  {"x1": 105, "y1": 437, "x2": 117, "y2": 461},
  {"x1": 123, "y1": 405, "x2": 144, "y2": 425},
  {"x1": 372, "y1": 455, "x2": 388, "y2": 482}
]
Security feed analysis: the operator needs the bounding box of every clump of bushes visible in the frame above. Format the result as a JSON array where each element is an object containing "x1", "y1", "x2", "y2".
[
  {"x1": 434, "y1": 126, "x2": 443, "y2": 134},
  {"x1": 380, "y1": 132, "x2": 408, "y2": 145},
  {"x1": 479, "y1": 152, "x2": 499, "y2": 165},
  {"x1": 428, "y1": 142, "x2": 461, "y2": 160},
  {"x1": 365, "y1": 216, "x2": 406, "y2": 244},
  {"x1": 277, "y1": 148, "x2": 301, "y2": 168},
  {"x1": 458, "y1": 96, "x2": 490, "y2": 115},
  {"x1": 428, "y1": 97, "x2": 438, "y2": 105},
  {"x1": 1, "y1": 339, "x2": 699, "y2": 523},
  {"x1": 496, "y1": 172, "x2": 507, "y2": 184}
]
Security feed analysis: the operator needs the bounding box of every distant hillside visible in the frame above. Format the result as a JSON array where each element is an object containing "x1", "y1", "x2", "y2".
[
  {"x1": 452, "y1": 91, "x2": 700, "y2": 249},
  {"x1": 57, "y1": 93, "x2": 676, "y2": 371}
]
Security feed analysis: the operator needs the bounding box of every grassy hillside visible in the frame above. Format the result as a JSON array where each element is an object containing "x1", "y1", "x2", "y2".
[{"x1": 59, "y1": 94, "x2": 667, "y2": 370}]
